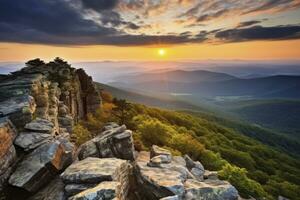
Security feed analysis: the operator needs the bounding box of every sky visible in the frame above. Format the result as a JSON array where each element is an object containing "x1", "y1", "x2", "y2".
[{"x1": 0, "y1": 0, "x2": 300, "y2": 61}]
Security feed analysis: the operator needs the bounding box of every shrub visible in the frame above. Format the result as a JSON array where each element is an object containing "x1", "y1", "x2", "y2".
[
  {"x1": 219, "y1": 164, "x2": 269, "y2": 199},
  {"x1": 72, "y1": 124, "x2": 91, "y2": 145}
]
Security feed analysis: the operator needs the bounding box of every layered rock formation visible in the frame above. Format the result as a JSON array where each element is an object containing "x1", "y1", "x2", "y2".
[
  {"x1": 0, "y1": 59, "x2": 239, "y2": 200},
  {"x1": 0, "y1": 58, "x2": 101, "y2": 199}
]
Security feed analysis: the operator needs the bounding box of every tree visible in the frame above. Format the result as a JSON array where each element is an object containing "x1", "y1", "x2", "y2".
[
  {"x1": 25, "y1": 58, "x2": 45, "y2": 67},
  {"x1": 112, "y1": 98, "x2": 133, "y2": 125}
]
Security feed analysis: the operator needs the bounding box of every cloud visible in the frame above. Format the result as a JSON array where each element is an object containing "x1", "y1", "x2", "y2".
[
  {"x1": 215, "y1": 25, "x2": 300, "y2": 42},
  {"x1": 0, "y1": 0, "x2": 299, "y2": 46},
  {"x1": 237, "y1": 20, "x2": 262, "y2": 28},
  {"x1": 81, "y1": 0, "x2": 119, "y2": 11}
]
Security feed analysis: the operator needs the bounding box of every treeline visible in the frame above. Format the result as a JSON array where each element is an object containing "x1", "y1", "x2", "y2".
[{"x1": 72, "y1": 91, "x2": 300, "y2": 200}]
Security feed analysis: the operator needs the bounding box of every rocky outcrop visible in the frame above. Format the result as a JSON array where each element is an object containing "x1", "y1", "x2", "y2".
[
  {"x1": 78, "y1": 124, "x2": 135, "y2": 161},
  {"x1": 134, "y1": 146, "x2": 239, "y2": 200},
  {"x1": 0, "y1": 58, "x2": 101, "y2": 199}
]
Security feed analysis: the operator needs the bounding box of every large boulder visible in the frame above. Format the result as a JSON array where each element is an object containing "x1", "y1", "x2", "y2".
[
  {"x1": 8, "y1": 140, "x2": 73, "y2": 192},
  {"x1": 78, "y1": 125, "x2": 135, "y2": 161},
  {"x1": 135, "y1": 151, "x2": 187, "y2": 199},
  {"x1": 61, "y1": 157, "x2": 132, "y2": 199},
  {"x1": 61, "y1": 157, "x2": 127, "y2": 184},
  {"x1": 184, "y1": 179, "x2": 239, "y2": 200}
]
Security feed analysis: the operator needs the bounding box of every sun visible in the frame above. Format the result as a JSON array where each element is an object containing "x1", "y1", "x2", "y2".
[{"x1": 158, "y1": 49, "x2": 166, "y2": 56}]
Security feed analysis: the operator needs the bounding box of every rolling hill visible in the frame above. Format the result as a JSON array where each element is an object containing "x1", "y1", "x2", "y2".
[
  {"x1": 96, "y1": 82, "x2": 300, "y2": 157},
  {"x1": 110, "y1": 70, "x2": 300, "y2": 99}
]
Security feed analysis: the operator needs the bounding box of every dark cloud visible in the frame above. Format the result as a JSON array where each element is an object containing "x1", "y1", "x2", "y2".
[
  {"x1": 244, "y1": 0, "x2": 295, "y2": 14},
  {"x1": 0, "y1": 0, "x2": 116, "y2": 37},
  {"x1": 0, "y1": 0, "x2": 299, "y2": 46},
  {"x1": 237, "y1": 20, "x2": 262, "y2": 28},
  {"x1": 215, "y1": 25, "x2": 300, "y2": 42},
  {"x1": 81, "y1": 0, "x2": 119, "y2": 11}
]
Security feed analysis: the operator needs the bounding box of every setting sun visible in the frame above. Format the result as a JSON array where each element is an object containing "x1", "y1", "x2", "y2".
[{"x1": 158, "y1": 49, "x2": 166, "y2": 56}]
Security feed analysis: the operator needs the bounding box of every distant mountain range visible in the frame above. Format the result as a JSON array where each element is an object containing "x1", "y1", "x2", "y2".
[{"x1": 110, "y1": 70, "x2": 300, "y2": 99}]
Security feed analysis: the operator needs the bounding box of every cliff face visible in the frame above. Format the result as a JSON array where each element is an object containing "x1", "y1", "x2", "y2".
[
  {"x1": 0, "y1": 58, "x2": 101, "y2": 199},
  {"x1": 0, "y1": 59, "x2": 239, "y2": 200}
]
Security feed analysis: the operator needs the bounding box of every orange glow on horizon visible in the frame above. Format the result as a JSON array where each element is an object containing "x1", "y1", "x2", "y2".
[{"x1": 0, "y1": 40, "x2": 300, "y2": 62}]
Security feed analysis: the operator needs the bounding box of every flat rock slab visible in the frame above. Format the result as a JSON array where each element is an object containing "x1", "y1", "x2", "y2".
[
  {"x1": 61, "y1": 157, "x2": 127, "y2": 184},
  {"x1": 14, "y1": 132, "x2": 52, "y2": 151},
  {"x1": 184, "y1": 179, "x2": 239, "y2": 200},
  {"x1": 135, "y1": 152, "x2": 186, "y2": 199},
  {"x1": 9, "y1": 141, "x2": 72, "y2": 192},
  {"x1": 25, "y1": 118, "x2": 54, "y2": 133}
]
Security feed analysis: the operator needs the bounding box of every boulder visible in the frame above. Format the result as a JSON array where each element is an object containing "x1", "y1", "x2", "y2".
[
  {"x1": 150, "y1": 145, "x2": 172, "y2": 161},
  {"x1": 9, "y1": 140, "x2": 73, "y2": 192},
  {"x1": 77, "y1": 140, "x2": 99, "y2": 160},
  {"x1": 14, "y1": 132, "x2": 52, "y2": 151},
  {"x1": 69, "y1": 181, "x2": 119, "y2": 200},
  {"x1": 184, "y1": 155, "x2": 205, "y2": 180},
  {"x1": 24, "y1": 118, "x2": 54, "y2": 134},
  {"x1": 0, "y1": 95, "x2": 36, "y2": 129},
  {"x1": 61, "y1": 157, "x2": 128, "y2": 184},
  {"x1": 78, "y1": 125, "x2": 135, "y2": 161},
  {"x1": 102, "y1": 122, "x2": 119, "y2": 131},
  {"x1": 184, "y1": 179, "x2": 239, "y2": 200},
  {"x1": 135, "y1": 151, "x2": 186, "y2": 199},
  {"x1": 28, "y1": 177, "x2": 66, "y2": 200},
  {"x1": 148, "y1": 155, "x2": 172, "y2": 167}
]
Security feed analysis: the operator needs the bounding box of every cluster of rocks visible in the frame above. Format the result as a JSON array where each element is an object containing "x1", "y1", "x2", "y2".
[
  {"x1": 134, "y1": 145, "x2": 239, "y2": 200},
  {"x1": 0, "y1": 59, "x2": 240, "y2": 200}
]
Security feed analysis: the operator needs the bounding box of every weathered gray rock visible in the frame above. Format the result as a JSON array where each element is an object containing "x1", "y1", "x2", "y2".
[
  {"x1": 148, "y1": 155, "x2": 172, "y2": 167},
  {"x1": 14, "y1": 132, "x2": 52, "y2": 151},
  {"x1": 0, "y1": 95, "x2": 36, "y2": 129},
  {"x1": 184, "y1": 179, "x2": 239, "y2": 200},
  {"x1": 9, "y1": 140, "x2": 73, "y2": 192},
  {"x1": 69, "y1": 181, "x2": 119, "y2": 200},
  {"x1": 78, "y1": 125, "x2": 135, "y2": 161},
  {"x1": 150, "y1": 145, "x2": 172, "y2": 161},
  {"x1": 25, "y1": 118, "x2": 54, "y2": 133},
  {"x1": 135, "y1": 151, "x2": 186, "y2": 199},
  {"x1": 61, "y1": 157, "x2": 128, "y2": 184},
  {"x1": 77, "y1": 140, "x2": 99, "y2": 160},
  {"x1": 184, "y1": 155, "x2": 205, "y2": 180},
  {"x1": 102, "y1": 122, "x2": 119, "y2": 131},
  {"x1": 28, "y1": 177, "x2": 66, "y2": 200}
]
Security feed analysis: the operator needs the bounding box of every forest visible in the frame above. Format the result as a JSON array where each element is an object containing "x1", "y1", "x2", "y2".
[{"x1": 72, "y1": 90, "x2": 300, "y2": 200}]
